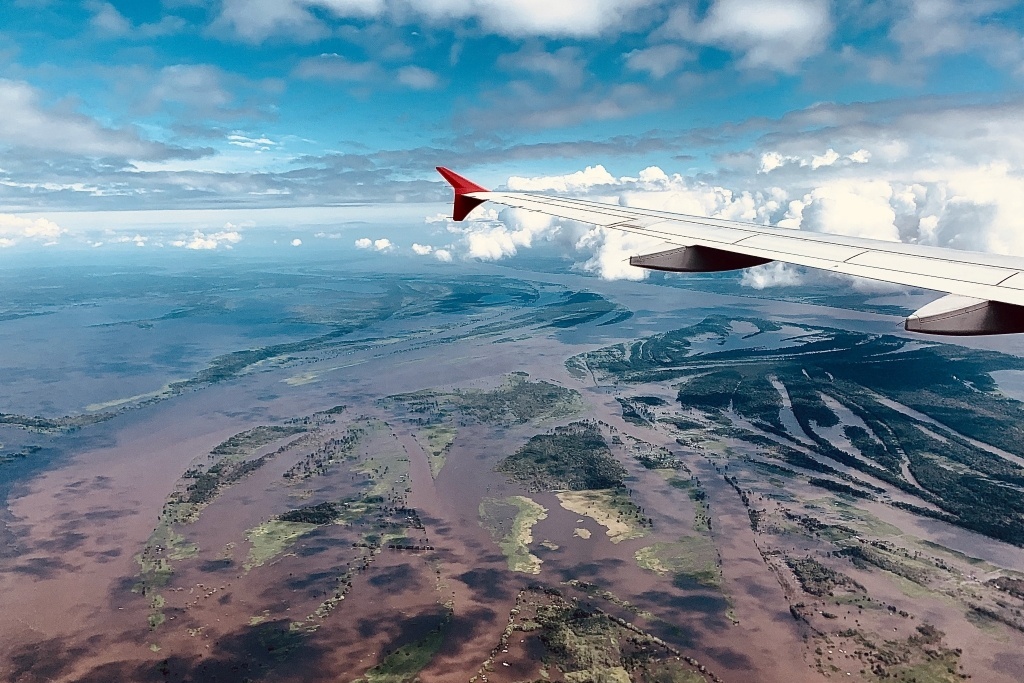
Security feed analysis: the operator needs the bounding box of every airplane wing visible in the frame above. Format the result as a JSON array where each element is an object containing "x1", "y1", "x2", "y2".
[{"x1": 437, "y1": 166, "x2": 1024, "y2": 336}]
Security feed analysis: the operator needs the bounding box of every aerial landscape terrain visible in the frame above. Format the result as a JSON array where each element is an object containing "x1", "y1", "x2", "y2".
[
  {"x1": 3, "y1": 1, "x2": 1024, "y2": 681},
  {"x1": 2, "y1": 252, "x2": 1024, "y2": 683}
]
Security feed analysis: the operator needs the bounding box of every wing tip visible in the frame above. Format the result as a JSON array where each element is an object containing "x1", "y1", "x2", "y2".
[{"x1": 436, "y1": 166, "x2": 488, "y2": 220}]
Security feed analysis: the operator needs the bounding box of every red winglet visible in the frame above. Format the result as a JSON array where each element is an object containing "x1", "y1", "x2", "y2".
[{"x1": 436, "y1": 166, "x2": 489, "y2": 221}]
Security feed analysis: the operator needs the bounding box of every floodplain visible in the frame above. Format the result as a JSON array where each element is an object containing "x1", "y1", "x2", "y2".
[{"x1": 1, "y1": 257, "x2": 1024, "y2": 682}]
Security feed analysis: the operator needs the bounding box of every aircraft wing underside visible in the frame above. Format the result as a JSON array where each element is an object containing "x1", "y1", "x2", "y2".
[{"x1": 437, "y1": 166, "x2": 1024, "y2": 336}]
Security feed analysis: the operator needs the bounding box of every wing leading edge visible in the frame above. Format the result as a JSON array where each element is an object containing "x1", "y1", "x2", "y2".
[{"x1": 436, "y1": 167, "x2": 1024, "y2": 336}]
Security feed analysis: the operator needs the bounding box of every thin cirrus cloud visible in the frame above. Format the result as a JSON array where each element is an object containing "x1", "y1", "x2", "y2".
[{"x1": 294, "y1": 54, "x2": 437, "y2": 89}]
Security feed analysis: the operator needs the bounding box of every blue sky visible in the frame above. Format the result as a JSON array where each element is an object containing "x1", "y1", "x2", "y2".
[{"x1": 2, "y1": 1, "x2": 1024, "y2": 263}]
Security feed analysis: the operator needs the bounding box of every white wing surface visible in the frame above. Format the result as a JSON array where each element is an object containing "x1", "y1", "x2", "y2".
[{"x1": 436, "y1": 167, "x2": 1024, "y2": 336}]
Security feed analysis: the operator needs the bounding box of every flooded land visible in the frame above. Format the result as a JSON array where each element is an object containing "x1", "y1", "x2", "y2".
[{"x1": 2, "y1": 256, "x2": 1024, "y2": 682}]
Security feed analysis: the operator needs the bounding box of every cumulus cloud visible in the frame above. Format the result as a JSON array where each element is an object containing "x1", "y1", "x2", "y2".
[
  {"x1": 291, "y1": 238, "x2": 302, "y2": 246},
  {"x1": 447, "y1": 207, "x2": 566, "y2": 260},
  {"x1": 433, "y1": 249, "x2": 453, "y2": 262},
  {"x1": 112, "y1": 233, "x2": 149, "y2": 247},
  {"x1": 170, "y1": 229, "x2": 242, "y2": 250},
  {"x1": 0, "y1": 214, "x2": 66, "y2": 247},
  {"x1": 442, "y1": 129, "x2": 1024, "y2": 291},
  {"x1": 354, "y1": 236, "x2": 395, "y2": 252},
  {"x1": 576, "y1": 227, "x2": 665, "y2": 281},
  {"x1": 508, "y1": 165, "x2": 617, "y2": 193},
  {"x1": 411, "y1": 243, "x2": 433, "y2": 255}
]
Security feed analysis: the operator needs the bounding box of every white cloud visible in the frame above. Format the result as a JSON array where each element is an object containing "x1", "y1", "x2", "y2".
[
  {"x1": 0, "y1": 79, "x2": 190, "y2": 160},
  {"x1": 741, "y1": 262, "x2": 804, "y2": 289},
  {"x1": 411, "y1": 243, "x2": 433, "y2": 255},
  {"x1": 214, "y1": 0, "x2": 658, "y2": 42},
  {"x1": 508, "y1": 165, "x2": 617, "y2": 193},
  {"x1": 434, "y1": 249, "x2": 453, "y2": 262},
  {"x1": 624, "y1": 44, "x2": 691, "y2": 79},
  {"x1": 848, "y1": 149, "x2": 871, "y2": 164},
  {"x1": 810, "y1": 148, "x2": 841, "y2": 170},
  {"x1": 113, "y1": 233, "x2": 148, "y2": 247},
  {"x1": 406, "y1": 0, "x2": 659, "y2": 37},
  {"x1": 498, "y1": 46, "x2": 587, "y2": 87},
  {"x1": 799, "y1": 179, "x2": 900, "y2": 241},
  {"x1": 665, "y1": 0, "x2": 832, "y2": 72},
  {"x1": 355, "y1": 236, "x2": 395, "y2": 251},
  {"x1": 396, "y1": 66, "x2": 439, "y2": 90},
  {"x1": 212, "y1": 0, "x2": 384, "y2": 43},
  {"x1": 170, "y1": 229, "x2": 242, "y2": 250},
  {"x1": 0, "y1": 214, "x2": 66, "y2": 247},
  {"x1": 441, "y1": 133, "x2": 1024, "y2": 290},
  {"x1": 576, "y1": 227, "x2": 664, "y2": 281},
  {"x1": 448, "y1": 207, "x2": 564, "y2": 260},
  {"x1": 89, "y1": 1, "x2": 185, "y2": 38},
  {"x1": 227, "y1": 133, "x2": 277, "y2": 150},
  {"x1": 888, "y1": 0, "x2": 1024, "y2": 69},
  {"x1": 291, "y1": 238, "x2": 303, "y2": 246}
]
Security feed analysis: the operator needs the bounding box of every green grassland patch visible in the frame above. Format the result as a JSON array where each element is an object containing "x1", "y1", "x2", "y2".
[
  {"x1": 635, "y1": 536, "x2": 721, "y2": 587},
  {"x1": 479, "y1": 495, "x2": 548, "y2": 574}
]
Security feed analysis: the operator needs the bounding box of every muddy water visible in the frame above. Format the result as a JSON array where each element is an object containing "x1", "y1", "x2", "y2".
[{"x1": 7, "y1": 279, "x2": 1024, "y2": 682}]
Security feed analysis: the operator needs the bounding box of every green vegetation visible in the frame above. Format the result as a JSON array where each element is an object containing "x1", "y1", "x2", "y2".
[
  {"x1": 785, "y1": 556, "x2": 861, "y2": 596},
  {"x1": 479, "y1": 496, "x2": 548, "y2": 574},
  {"x1": 635, "y1": 537, "x2": 721, "y2": 587},
  {"x1": 819, "y1": 624, "x2": 962, "y2": 682},
  {"x1": 243, "y1": 520, "x2": 319, "y2": 571},
  {"x1": 278, "y1": 501, "x2": 343, "y2": 524},
  {"x1": 617, "y1": 397, "x2": 657, "y2": 425},
  {"x1": 498, "y1": 421, "x2": 626, "y2": 491},
  {"x1": 837, "y1": 543, "x2": 932, "y2": 585},
  {"x1": 183, "y1": 424, "x2": 307, "y2": 505},
  {"x1": 989, "y1": 576, "x2": 1024, "y2": 599},
  {"x1": 807, "y1": 477, "x2": 873, "y2": 499},
  {"x1": 354, "y1": 610, "x2": 451, "y2": 683},
  {"x1": 210, "y1": 425, "x2": 306, "y2": 457},
  {"x1": 665, "y1": 477, "x2": 711, "y2": 532},
  {"x1": 477, "y1": 586, "x2": 708, "y2": 683},
  {"x1": 0, "y1": 411, "x2": 110, "y2": 433},
  {"x1": 557, "y1": 489, "x2": 651, "y2": 543},
  {"x1": 421, "y1": 424, "x2": 456, "y2": 477},
  {"x1": 455, "y1": 374, "x2": 582, "y2": 424},
  {"x1": 571, "y1": 315, "x2": 1024, "y2": 546},
  {"x1": 283, "y1": 424, "x2": 363, "y2": 480}
]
